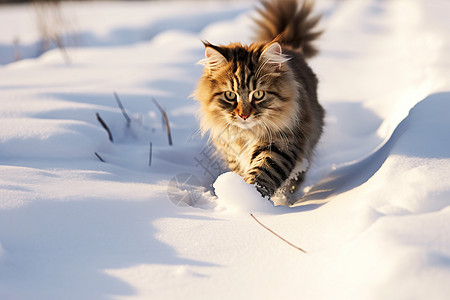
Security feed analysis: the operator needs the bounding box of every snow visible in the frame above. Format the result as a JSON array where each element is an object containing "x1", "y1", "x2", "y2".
[
  {"x1": 214, "y1": 172, "x2": 273, "y2": 213},
  {"x1": 1, "y1": 0, "x2": 450, "y2": 299}
]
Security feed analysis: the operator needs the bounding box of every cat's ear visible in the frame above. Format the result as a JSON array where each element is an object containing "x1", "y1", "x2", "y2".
[
  {"x1": 260, "y1": 42, "x2": 289, "y2": 70},
  {"x1": 202, "y1": 44, "x2": 227, "y2": 73}
]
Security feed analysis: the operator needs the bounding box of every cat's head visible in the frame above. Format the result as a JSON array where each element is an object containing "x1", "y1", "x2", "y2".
[{"x1": 195, "y1": 42, "x2": 300, "y2": 137}]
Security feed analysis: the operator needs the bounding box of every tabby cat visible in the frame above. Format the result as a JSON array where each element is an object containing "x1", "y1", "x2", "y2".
[{"x1": 195, "y1": 0, "x2": 324, "y2": 199}]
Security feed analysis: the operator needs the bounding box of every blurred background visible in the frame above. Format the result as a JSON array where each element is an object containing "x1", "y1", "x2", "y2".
[
  {"x1": 1, "y1": 0, "x2": 244, "y2": 3},
  {"x1": 0, "y1": 0, "x2": 254, "y2": 65}
]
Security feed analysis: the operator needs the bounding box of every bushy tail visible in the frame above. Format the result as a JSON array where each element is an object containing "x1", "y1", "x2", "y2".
[{"x1": 254, "y1": 0, "x2": 322, "y2": 58}]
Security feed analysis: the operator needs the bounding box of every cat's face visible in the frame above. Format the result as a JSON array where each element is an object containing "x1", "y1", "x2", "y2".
[{"x1": 196, "y1": 42, "x2": 299, "y2": 136}]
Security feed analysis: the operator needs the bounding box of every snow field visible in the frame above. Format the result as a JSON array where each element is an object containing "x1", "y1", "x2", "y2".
[{"x1": 0, "y1": 0, "x2": 450, "y2": 299}]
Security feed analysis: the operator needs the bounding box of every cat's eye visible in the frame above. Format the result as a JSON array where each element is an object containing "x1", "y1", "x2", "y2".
[
  {"x1": 224, "y1": 91, "x2": 237, "y2": 101},
  {"x1": 253, "y1": 90, "x2": 265, "y2": 101}
]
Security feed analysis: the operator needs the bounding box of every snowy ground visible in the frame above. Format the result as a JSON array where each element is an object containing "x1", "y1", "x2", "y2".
[{"x1": 1, "y1": 0, "x2": 450, "y2": 299}]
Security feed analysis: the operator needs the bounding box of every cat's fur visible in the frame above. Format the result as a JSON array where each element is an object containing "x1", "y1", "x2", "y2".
[{"x1": 195, "y1": 0, "x2": 324, "y2": 198}]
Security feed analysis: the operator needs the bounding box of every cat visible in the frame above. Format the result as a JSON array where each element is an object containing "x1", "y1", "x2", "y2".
[{"x1": 195, "y1": 0, "x2": 324, "y2": 200}]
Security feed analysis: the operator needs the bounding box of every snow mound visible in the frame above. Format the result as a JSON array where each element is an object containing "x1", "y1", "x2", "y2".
[{"x1": 213, "y1": 172, "x2": 273, "y2": 213}]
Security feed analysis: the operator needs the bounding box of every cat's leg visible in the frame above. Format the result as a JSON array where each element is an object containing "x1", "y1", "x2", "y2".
[{"x1": 244, "y1": 144, "x2": 296, "y2": 197}]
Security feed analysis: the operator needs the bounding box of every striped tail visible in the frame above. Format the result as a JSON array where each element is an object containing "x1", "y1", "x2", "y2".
[{"x1": 254, "y1": 0, "x2": 322, "y2": 58}]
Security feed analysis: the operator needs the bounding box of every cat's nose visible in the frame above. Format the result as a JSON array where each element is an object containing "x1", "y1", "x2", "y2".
[{"x1": 239, "y1": 114, "x2": 249, "y2": 120}]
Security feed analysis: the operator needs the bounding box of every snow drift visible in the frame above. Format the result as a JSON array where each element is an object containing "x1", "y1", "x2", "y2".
[{"x1": 0, "y1": 0, "x2": 449, "y2": 299}]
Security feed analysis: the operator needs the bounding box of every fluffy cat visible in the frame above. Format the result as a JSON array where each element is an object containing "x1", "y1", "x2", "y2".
[{"x1": 195, "y1": 0, "x2": 324, "y2": 199}]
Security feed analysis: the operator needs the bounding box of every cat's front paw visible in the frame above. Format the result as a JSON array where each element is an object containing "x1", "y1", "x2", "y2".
[{"x1": 244, "y1": 175, "x2": 273, "y2": 198}]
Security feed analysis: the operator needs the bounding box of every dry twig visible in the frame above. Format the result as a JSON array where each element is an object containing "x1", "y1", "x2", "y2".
[
  {"x1": 152, "y1": 98, "x2": 173, "y2": 146},
  {"x1": 114, "y1": 92, "x2": 131, "y2": 128},
  {"x1": 12, "y1": 37, "x2": 21, "y2": 61},
  {"x1": 96, "y1": 112, "x2": 114, "y2": 142},
  {"x1": 34, "y1": 1, "x2": 71, "y2": 64},
  {"x1": 94, "y1": 152, "x2": 105, "y2": 162},
  {"x1": 54, "y1": 35, "x2": 71, "y2": 64},
  {"x1": 250, "y1": 213, "x2": 307, "y2": 253},
  {"x1": 148, "y1": 142, "x2": 153, "y2": 167}
]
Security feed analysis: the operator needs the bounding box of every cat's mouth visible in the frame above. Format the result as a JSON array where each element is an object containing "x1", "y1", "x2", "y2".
[{"x1": 233, "y1": 118, "x2": 257, "y2": 129}]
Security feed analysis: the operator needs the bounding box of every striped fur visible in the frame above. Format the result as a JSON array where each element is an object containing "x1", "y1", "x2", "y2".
[
  {"x1": 254, "y1": 0, "x2": 323, "y2": 57},
  {"x1": 195, "y1": 0, "x2": 324, "y2": 198}
]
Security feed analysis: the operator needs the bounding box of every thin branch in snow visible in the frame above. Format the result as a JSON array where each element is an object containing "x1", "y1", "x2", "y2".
[
  {"x1": 54, "y1": 35, "x2": 70, "y2": 64},
  {"x1": 12, "y1": 37, "x2": 21, "y2": 61},
  {"x1": 250, "y1": 213, "x2": 307, "y2": 254},
  {"x1": 94, "y1": 152, "x2": 105, "y2": 162},
  {"x1": 149, "y1": 142, "x2": 153, "y2": 167},
  {"x1": 152, "y1": 98, "x2": 173, "y2": 146},
  {"x1": 96, "y1": 112, "x2": 114, "y2": 142},
  {"x1": 114, "y1": 92, "x2": 131, "y2": 128}
]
